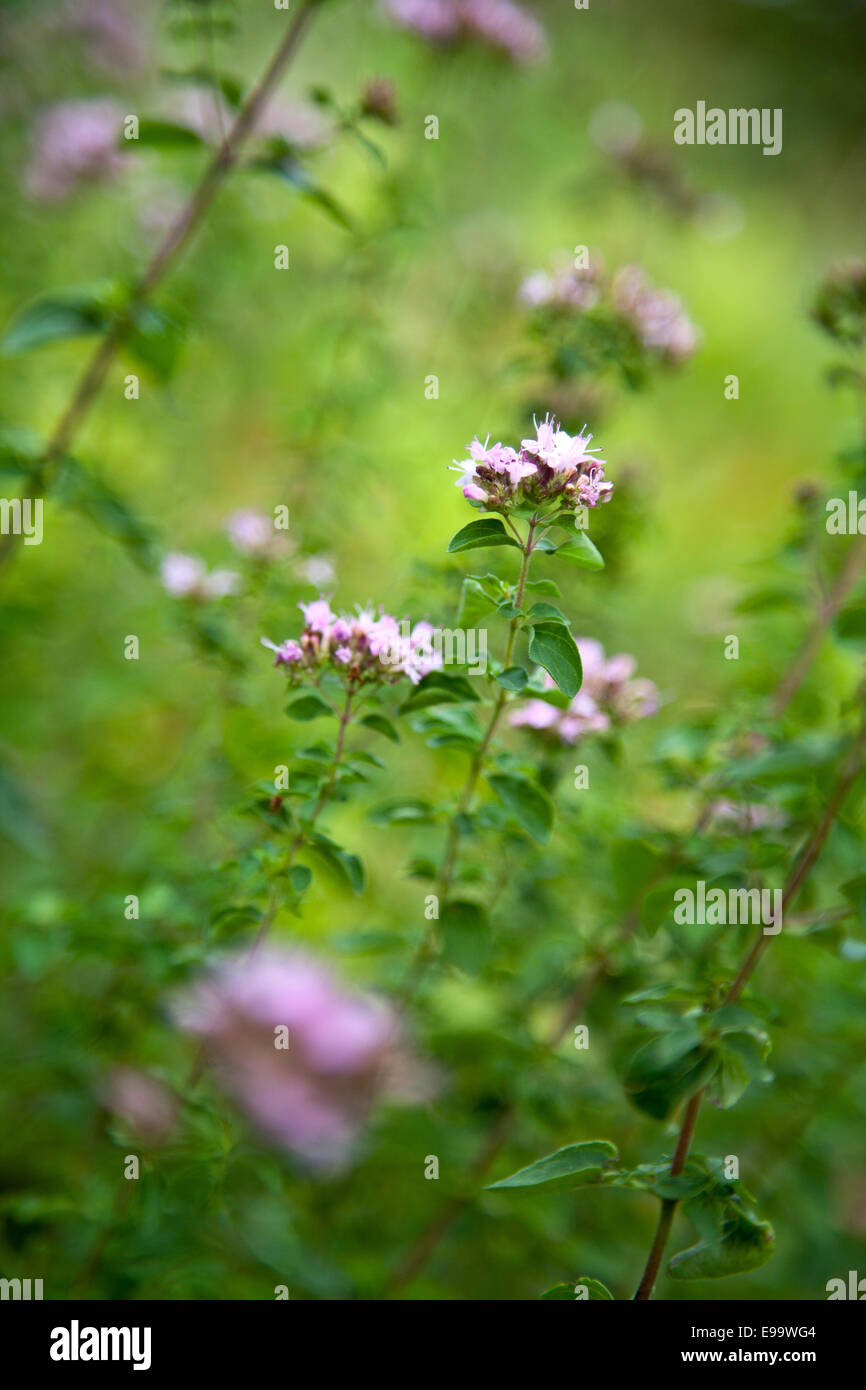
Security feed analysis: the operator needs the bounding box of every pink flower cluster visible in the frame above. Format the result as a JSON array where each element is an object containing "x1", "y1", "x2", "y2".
[
  {"x1": 172, "y1": 950, "x2": 427, "y2": 1171},
  {"x1": 519, "y1": 251, "x2": 701, "y2": 366},
  {"x1": 25, "y1": 99, "x2": 128, "y2": 202},
  {"x1": 55, "y1": 0, "x2": 149, "y2": 75},
  {"x1": 509, "y1": 638, "x2": 658, "y2": 745},
  {"x1": 161, "y1": 553, "x2": 239, "y2": 601},
  {"x1": 173, "y1": 89, "x2": 334, "y2": 150},
  {"x1": 612, "y1": 265, "x2": 701, "y2": 363},
  {"x1": 101, "y1": 1067, "x2": 177, "y2": 1145},
  {"x1": 225, "y1": 509, "x2": 290, "y2": 561},
  {"x1": 262, "y1": 600, "x2": 441, "y2": 687},
  {"x1": 382, "y1": 0, "x2": 546, "y2": 64},
  {"x1": 452, "y1": 414, "x2": 612, "y2": 514},
  {"x1": 706, "y1": 801, "x2": 787, "y2": 834},
  {"x1": 518, "y1": 251, "x2": 604, "y2": 312}
]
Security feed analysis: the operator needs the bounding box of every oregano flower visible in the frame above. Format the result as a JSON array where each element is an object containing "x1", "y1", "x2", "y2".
[
  {"x1": 172, "y1": 949, "x2": 431, "y2": 1172},
  {"x1": 382, "y1": 0, "x2": 547, "y2": 64},
  {"x1": 451, "y1": 414, "x2": 611, "y2": 516},
  {"x1": 262, "y1": 600, "x2": 442, "y2": 686}
]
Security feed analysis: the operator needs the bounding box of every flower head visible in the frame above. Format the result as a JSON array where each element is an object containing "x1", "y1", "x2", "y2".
[
  {"x1": 612, "y1": 265, "x2": 700, "y2": 363},
  {"x1": 361, "y1": 78, "x2": 400, "y2": 126},
  {"x1": 262, "y1": 601, "x2": 441, "y2": 687},
  {"x1": 518, "y1": 251, "x2": 603, "y2": 311},
  {"x1": 25, "y1": 99, "x2": 128, "y2": 202},
  {"x1": 812, "y1": 258, "x2": 866, "y2": 346},
  {"x1": 101, "y1": 1067, "x2": 177, "y2": 1145},
  {"x1": 63, "y1": 0, "x2": 148, "y2": 73},
  {"x1": 519, "y1": 250, "x2": 700, "y2": 370},
  {"x1": 707, "y1": 800, "x2": 787, "y2": 834},
  {"x1": 226, "y1": 509, "x2": 289, "y2": 560},
  {"x1": 161, "y1": 552, "x2": 240, "y2": 601},
  {"x1": 509, "y1": 638, "x2": 658, "y2": 745},
  {"x1": 382, "y1": 0, "x2": 546, "y2": 64},
  {"x1": 254, "y1": 97, "x2": 335, "y2": 150},
  {"x1": 451, "y1": 415, "x2": 611, "y2": 515},
  {"x1": 171, "y1": 949, "x2": 430, "y2": 1171}
]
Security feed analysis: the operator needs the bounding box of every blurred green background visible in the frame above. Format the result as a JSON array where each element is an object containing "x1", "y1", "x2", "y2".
[{"x1": 1, "y1": 0, "x2": 865, "y2": 1300}]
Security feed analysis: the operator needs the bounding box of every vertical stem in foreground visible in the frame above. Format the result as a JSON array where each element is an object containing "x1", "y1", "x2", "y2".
[
  {"x1": 633, "y1": 715, "x2": 866, "y2": 1299},
  {"x1": 400, "y1": 520, "x2": 537, "y2": 1001},
  {"x1": 0, "y1": 0, "x2": 322, "y2": 575},
  {"x1": 249, "y1": 684, "x2": 356, "y2": 956}
]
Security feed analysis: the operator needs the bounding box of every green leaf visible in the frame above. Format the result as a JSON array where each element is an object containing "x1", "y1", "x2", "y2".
[
  {"x1": 525, "y1": 601, "x2": 570, "y2": 625},
  {"x1": 624, "y1": 1027, "x2": 721, "y2": 1121},
  {"x1": 0, "y1": 763, "x2": 45, "y2": 856},
  {"x1": 446, "y1": 518, "x2": 521, "y2": 554},
  {"x1": 439, "y1": 899, "x2": 491, "y2": 971},
  {"x1": 496, "y1": 665, "x2": 528, "y2": 691},
  {"x1": 360, "y1": 712, "x2": 400, "y2": 743},
  {"x1": 541, "y1": 1278, "x2": 614, "y2": 1301},
  {"x1": 56, "y1": 458, "x2": 156, "y2": 570},
  {"x1": 668, "y1": 1214, "x2": 775, "y2": 1280},
  {"x1": 487, "y1": 1140, "x2": 618, "y2": 1191},
  {"x1": 2, "y1": 287, "x2": 183, "y2": 381},
  {"x1": 836, "y1": 602, "x2": 866, "y2": 641},
  {"x1": 285, "y1": 692, "x2": 335, "y2": 721},
  {"x1": 710, "y1": 1029, "x2": 772, "y2": 1109},
  {"x1": 306, "y1": 835, "x2": 364, "y2": 894},
  {"x1": 2, "y1": 292, "x2": 109, "y2": 355},
  {"x1": 487, "y1": 772, "x2": 554, "y2": 843},
  {"x1": 528, "y1": 622, "x2": 582, "y2": 698},
  {"x1": 124, "y1": 303, "x2": 185, "y2": 383},
  {"x1": 400, "y1": 670, "x2": 480, "y2": 712},
  {"x1": 524, "y1": 577, "x2": 562, "y2": 596},
  {"x1": 288, "y1": 865, "x2": 312, "y2": 893},
  {"x1": 369, "y1": 799, "x2": 436, "y2": 825},
  {"x1": 553, "y1": 533, "x2": 605, "y2": 570},
  {"x1": 0, "y1": 426, "x2": 43, "y2": 481},
  {"x1": 254, "y1": 156, "x2": 354, "y2": 231},
  {"x1": 128, "y1": 119, "x2": 207, "y2": 149},
  {"x1": 456, "y1": 576, "x2": 497, "y2": 627}
]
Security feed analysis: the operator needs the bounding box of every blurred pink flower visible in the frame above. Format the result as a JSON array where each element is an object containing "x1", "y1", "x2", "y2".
[
  {"x1": 53, "y1": 0, "x2": 150, "y2": 75},
  {"x1": 613, "y1": 265, "x2": 701, "y2": 363},
  {"x1": 707, "y1": 800, "x2": 787, "y2": 833},
  {"x1": 172, "y1": 950, "x2": 430, "y2": 1171},
  {"x1": 102, "y1": 1067, "x2": 177, "y2": 1144},
  {"x1": 25, "y1": 99, "x2": 128, "y2": 202},
  {"x1": 509, "y1": 639, "x2": 658, "y2": 745},
  {"x1": 382, "y1": 0, "x2": 546, "y2": 64},
  {"x1": 299, "y1": 554, "x2": 336, "y2": 587},
  {"x1": 255, "y1": 97, "x2": 335, "y2": 150},
  {"x1": 161, "y1": 553, "x2": 240, "y2": 601},
  {"x1": 518, "y1": 251, "x2": 604, "y2": 311},
  {"x1": 226, "y1": 509, "x2": 290, "y2": 560}
]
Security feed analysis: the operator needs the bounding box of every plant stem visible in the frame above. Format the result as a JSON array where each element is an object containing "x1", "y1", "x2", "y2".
[
  {"x1": 386, "y1": 912, "x2": 641, "y2": 1295},
  {"x1": 249, "y1": 684, "x2": 356, "y2": 956},
  {"x1": 0, "y1": 0, "x2": 322, "y2": 576},
  {"x1": 633, "y1": 714, "x2": 866, "y2": 1300},
  {"x1": 771, "y1": 533, "x2": 866, "y2": 716},
  {"x1": 399, "y1": 520, "x2": 537, "y2": 1001}
]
